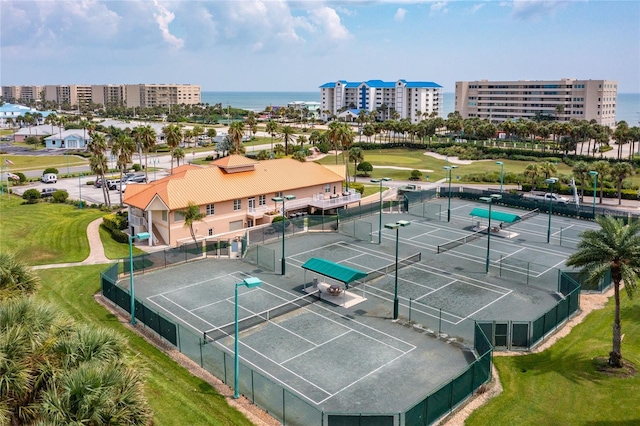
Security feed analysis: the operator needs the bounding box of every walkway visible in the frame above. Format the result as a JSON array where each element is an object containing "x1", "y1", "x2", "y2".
[{"x1": 32, "y1": 217, "x2": 111, "y2": 270}]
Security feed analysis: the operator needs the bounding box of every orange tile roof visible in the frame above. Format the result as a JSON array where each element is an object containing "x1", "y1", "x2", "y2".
[
  {"x1": 123, "y1": 155, "x2": 344, "y2": 210},
  {"x1": 211, "y1": 155, "x2": 258, "y2": 168}
]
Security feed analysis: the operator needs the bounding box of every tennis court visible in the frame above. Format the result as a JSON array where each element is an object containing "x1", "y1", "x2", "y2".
[{"x1": 128, "y1": 258, "x2": 473, "y2": 414}]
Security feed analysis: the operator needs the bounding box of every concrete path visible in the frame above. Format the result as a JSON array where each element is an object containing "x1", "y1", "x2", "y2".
[{"x1": 32, "y1": 217, "x2": 111, "y2": 270}]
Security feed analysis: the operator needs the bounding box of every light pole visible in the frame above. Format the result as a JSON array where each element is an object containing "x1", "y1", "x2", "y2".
[
  {"x1": 152, "y1": 158, "x2": 159, "y2": 181},
  {"x1": 66, "y1": 152, "x2": 69, "y2": 176},
  {"x1": 589, "y1": 171, "x2": 598, "y2": 218},
  {"x1": 384, "y1": 220, "x2": 410, "y2": 320},
  {"x1": 443, "y1": 165, "x2": 458, "y2": 222},
  {"x1": 371, "y1": 178, "x2": 391, "y2": 244},
  {"x1": 271, "y1": 195, "x2": 296, "y2": 275},
  {"x1": 234, "y1": 277, "x2": 262, "y2": 399},
  {"x1": 129, "y1": 232, "x2": 150, "y2": 325},
  {"x1": 496, "y1": 161, "x2": 504, "y2": 193},
  {"x1": 545, "y1": 177, "x2": 558, "y2": 243},
  {"x1": 480, "y1": 194, "x2": 502, "y2": 273},
  {"x1": 78, "y1": 173, "x2": 83, "y2": 209}
]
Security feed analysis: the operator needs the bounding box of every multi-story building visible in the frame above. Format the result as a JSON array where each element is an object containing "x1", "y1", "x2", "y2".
[
  {"x1": 2, "y1": 84, "x2": 201, "y2": 109},
  {"x1": 319, "y1": 79, "x2": 443, "y2": 123},
  {"x1": 455, "y1": 79, "x2": 617, "y2": 127}
]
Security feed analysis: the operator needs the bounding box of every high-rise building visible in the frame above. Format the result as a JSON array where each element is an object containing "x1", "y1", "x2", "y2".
[
  {"x1": 455, "y1": 79, "x2": 617, "y2": 127},
  {"x1": 1, "y1": 85, "x2": 43, "y2": 102},
  {"x1": 319, "y1": 79, "x2": 443, "y2": 122}
]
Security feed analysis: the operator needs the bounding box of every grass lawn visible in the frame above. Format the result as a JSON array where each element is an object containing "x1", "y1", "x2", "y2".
[
  {"x1": 467, "y1": 292, "x2": 640, "y2": 425},
  {"x1": 99, "y1": 223, "x2": 145, "y2": 260},
  {"x1": 315, "y1": 148, "x2": 575, "y2": 183},
  {"x1": 0, "y1": 195, "x2": 103, "y2": 264},
  {"x1": 35, "y1": 266, "x2": 253, "y2": 426},
  {"x1": 1, "y1": 154, "x2": 88, "y2": 172}
]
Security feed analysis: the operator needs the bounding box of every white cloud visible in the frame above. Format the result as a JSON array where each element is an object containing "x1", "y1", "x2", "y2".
[
  {"x1": 308, "y1": 6, "x2": 351, "y2": 41},
  {"x1": 470, "y1": 3, "x2": 484, "y2": 14},
  {"x1": 395, "y1": 8, "x2": 407, "y2": 22},
  {"x1": 507, "y1": 0, "x2": 571, "y2": 20},
  {"x1": 152, "y1": 0, "x2": 184, "y2": 49},
  {"x1": 430, "y1": 2, "x2": 448, "y2": 14}
]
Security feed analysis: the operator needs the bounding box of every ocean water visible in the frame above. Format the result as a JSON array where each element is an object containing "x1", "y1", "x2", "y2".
[{"x1": 202, "y1": 91, "x2": 639, "y2": 124}]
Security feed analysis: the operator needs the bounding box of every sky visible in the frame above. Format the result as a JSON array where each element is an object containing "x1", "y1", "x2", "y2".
[{"x1": 1, "y1": 0, "x2": 639, "y2": 93}]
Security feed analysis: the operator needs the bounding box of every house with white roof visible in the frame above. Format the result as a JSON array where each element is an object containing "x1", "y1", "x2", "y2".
[
  {"x1": 0, "y1": 103, "x2": 54, "y2": 127},
  {"x1": 44, "y1": 129, "x2": 92, "y2": 149}
]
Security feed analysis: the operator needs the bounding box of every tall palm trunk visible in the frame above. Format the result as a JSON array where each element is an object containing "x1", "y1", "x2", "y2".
[{"x1": 610, "y1": 274, "x2": 622, "y2": 367}]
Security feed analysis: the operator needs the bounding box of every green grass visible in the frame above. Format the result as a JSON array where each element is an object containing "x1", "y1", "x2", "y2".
[
  {"x1": 467, "y1": 292, "x2": 640, "y2": 425},
  {"x1": 35, "y1": 266, "x2": 253, "y2": 426},
  {"x1": 99, "y1": 223, "x2": 144, "y2": 260},
  {"x1": 0, "y1": 195, "x2": 103, "y2": 264},
  {"x1": 1, "y1": 154, "x2": 87, "y2": 172}
]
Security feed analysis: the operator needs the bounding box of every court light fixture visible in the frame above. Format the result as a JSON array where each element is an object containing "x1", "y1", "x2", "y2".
[
  {"x1": 371, "y1": 178, "x2": 391, "y2": 244},
  {"x1": 479, "y1": 194, "x2": 502, "y2": 273},
  {"x1": 234, "y1": 277, "x2": 262, "y2": 399},
  {"x1": 272, "y1": 195, "x2": 296, "y2": 275},
  {"x1": 443, "y1": 165, "x2": 458, "y2": 222},
  {"x1": 496, "y1": 161, "x2": 504, "y2": 193},
  {"x1": 384, "y1": 220, "x2": 410, "y2": 320},
  {"x1": 589, "y1": 171, "x2": 598, "y2": 218}
]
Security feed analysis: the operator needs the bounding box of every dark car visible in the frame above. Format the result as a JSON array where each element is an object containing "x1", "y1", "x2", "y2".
[{"x1": 41, "y1": 187, "x2": 66, "y2": 198}]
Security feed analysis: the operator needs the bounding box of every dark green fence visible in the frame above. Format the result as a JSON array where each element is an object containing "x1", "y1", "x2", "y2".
[
  {"x1": 338, "y1": 200, "x2": 402, "y2": 222},
  {"x1": 100, "y1": 263, "x2": 177, "y2": 346},
  {"x1": 563, "y1": 268, "x2": 612, "y2": 292}
]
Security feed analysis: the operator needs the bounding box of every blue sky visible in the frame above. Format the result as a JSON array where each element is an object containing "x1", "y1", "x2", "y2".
[{"x1": 1, "y1": 1, "x2": 639, "y2": 93}]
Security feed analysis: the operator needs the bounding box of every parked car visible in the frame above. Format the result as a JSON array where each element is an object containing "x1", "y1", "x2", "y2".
[
  {"x1": 41, "y1": 173, "x2": 57, "y2": 184},
  {"x1": 522, "y1": 192, "x2": 570, "y2": 204},
  {"x1": 94, "y1": 178, "x2": 105, "y2": 188},
  {"x1": 124, "y1": 174, "x2": 147, "y2": 184},
  {"x1": 107, "y1": 179, "x2": 121, "y2": 190},
  {"x1": 41, "y1": 187, "x2": 66, "y2": 198}
]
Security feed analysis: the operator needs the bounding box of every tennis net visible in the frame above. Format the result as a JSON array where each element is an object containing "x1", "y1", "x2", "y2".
[
  {"x1": 437, "y1": 230, "x2": 486, "y2": 254},
  {"x1": 503, "y1": 208, "x2": 540, "y2": 230},
  {"x1": 358, "y1": 252, "x2": 422, "y2": 283},
  {"x1": 203, "y1": 291, "x2": 319, "y2": 343}
]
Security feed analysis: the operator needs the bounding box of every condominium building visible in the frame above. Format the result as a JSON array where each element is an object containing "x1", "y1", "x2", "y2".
[
  {"x1": 1, "y1": 84, "x2": 201, "y2": 108},
  {"x1": 455, "y1": 79, "x2": 617, "y2": 127},
  {"x1": 319, "y1": 79, "x2": 443, "y2": 123}
]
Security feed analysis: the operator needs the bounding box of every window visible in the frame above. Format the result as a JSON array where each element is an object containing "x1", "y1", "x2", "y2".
[
  {"x1": 161, "y1": 211, "x2": 167, "y2": 221},
  {"x1": 174, "y1": 211, "x2": 185, "y2": 222},
  {"x1": 208, "y1": 228, "x2": 214, "y2": 236},
  {"x1": 275, "y1": 191, "x2": 283, "y2": 198},
  {"x1": 259, "y1": 195, "x2": 266, "y2": 205},
  {"x1": 234, "y1": 199, "x2": 241, "y2": 211},
  {"x1": 324, "y1": 184, "x2": 331, "y2": 193},
  {"x1": 206, "y1": 204, "x2": 214, "y2": 215}
]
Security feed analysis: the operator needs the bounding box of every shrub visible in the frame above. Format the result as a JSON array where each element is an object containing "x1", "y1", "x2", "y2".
[
  {"x1": 350, "y1": 182, "x2": 365, "y2": 194},
  {"x1": 111, "y1": 228, "x2": 130, "y2": 243},
  {"x1": 102, "y1": 213, "x2": 128, "y2": 232},
  {"x1": 43, "y1": 167, "x2": 59, "y2": 175},
  {"x1": 357, "y1": 162, "x2": 373, "y2": 176},
  {"x1": 316, "y1": 141, "x2": 330, "y2": 154},
  {"x1": 52, "y1": 190, "x2": 69, "y2": 203},
  {"x1": 132, "y1": 163, "x2": 142, "y2": 171},
  {"x1": 409, "y1": 170, "x2": 422, "y2": 180},
  {"x1": 22, "y1": 188, "x2": 41, "y2": 204},
  {"x1": 15, "y1": 172, "x2": 27, "y2": 183}
]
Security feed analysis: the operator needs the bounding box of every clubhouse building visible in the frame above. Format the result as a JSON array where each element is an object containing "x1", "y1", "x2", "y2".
[
  {"x1": 454, "y1": 78, "x2": 617, "y2": 127},
  {"x1": 319, "y1": 79, "x2": 443, "y2": 123},
  {"x1": 122, "y1": 156, "x2": 355, "y2": 247}
]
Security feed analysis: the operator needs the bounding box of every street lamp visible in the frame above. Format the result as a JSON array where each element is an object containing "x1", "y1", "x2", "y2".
[
  {"x1": 78, "y1": 173, "x2": 83, "y2": 209},
  {"x1": 371, "y1": 178, "x2": 391, "y2": 244},
  {"x1": 496, "y1": 161, "x2": 504, "y2": 193},
  {"x1": 234, "y1": 276, "x2": 262, "y2": 399},
  {"x1": 443, "y1": 165, "x2": 458, "y2": 222},
  {"x1": 151, "y1": 158, "x2": 159, "y2": 181},
  {"x1": 479, "y1": 194, "x2": 502, "y2": 273},
  {"x1": 66, "y1": 152, "x2": 69, "y2": 176},
  {"x1": 384, "y1": 220, "x2": 410, "y2": 320},
  {"x1": 589, "y1": 171, "x2": 598, "y2": 218},
  {"x1": 271, "y1": 195, "x2": 296, "y2": 275},
  {"x1": 128, "y1": 232, "x2": 150, "y2": 325},
  {"x1": 545, "y1": 177, "x2": 558, "y2": 243}
]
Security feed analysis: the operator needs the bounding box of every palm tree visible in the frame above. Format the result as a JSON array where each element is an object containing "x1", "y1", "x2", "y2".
[
  {"x1": 228, "y1": 121, "x2": 245, "y2": 153},
  {"x1": 266, "y1": 120, "x2": 278, "y2": 158},
  {"x1": 173, "y1": 146, "x2": 186, "y2": 165},
  {"x1": 162, "y1": 124, "x2": 182, "y2": 174},
  {"x1": 538, "y1": 161, "x2": 557, "y2": 179},
  {"x1": 88, "y1": 132, "x2": 111, "y2": 207},
  {"x1": 572, "y1": 161, "x2": 590, "y2": 203},
  {"x1": 279, "y1": 125, "x2": 296, "y2": 155},
  {"x1": 566, "y1": 216, "x2": 640, "y2": 368},
  {"x1": 349, "y1": 147, "x2": 364, "y2": 183},
  {"x1": 0, "y1": 252, "x2": 39, "y2": 299},
  {"x1": 524, "y1": 163, "x2": 540, "y2": 189},
  {"x1": 133, "y1": 125, "x2": 157, "y2": 182},
  {"x1": 610, "y1": 162, "x2": 634, "y2": 205},
  {"x1": 613, "y1": 121, "x2": 630, "y2": 160},
  {"x1": 112, "y1": 133, "x2": 135, "y2": 206},
  {"x1": 592, "y1": 160, "x2": 610, "y2": 203},
  {"x1": 181, "y1": 201, "x2": 205, "y2": 244}
]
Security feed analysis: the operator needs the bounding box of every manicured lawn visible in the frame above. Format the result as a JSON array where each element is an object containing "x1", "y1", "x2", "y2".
[
  {"x1": 36, "y1": 266, "x2": 253, "y2": 426},
  {"x1": 0, "y1": 195, "x2": 103, "y2": 264},
  {"x1": 99, "y1": 223, "x2": 145, "y2": 260},
  {"x1": 467, "y1": 292, "x2": 640, "y2": 425},
  {"x1": 1, "y1": 154, "x2": 87, "y2": 172}
]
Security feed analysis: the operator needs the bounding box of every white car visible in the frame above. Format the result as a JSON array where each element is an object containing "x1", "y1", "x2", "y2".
[{"x1": 41, "y1": 173, "x2": 57, "y2": 183}]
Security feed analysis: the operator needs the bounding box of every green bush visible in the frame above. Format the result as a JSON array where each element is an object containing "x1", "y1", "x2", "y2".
[
  {"x1": 15, "y1": 172, "x2": 27, "y2": 183},
  {"x1": 52, "y1": 190, "x2": 69, "y2": 203},
  {"x1": 22, "y1": 188, "x2": 41, "y2": 204},
  {"x1": 356, "y1": 161, "x2": 373, "y2": 176},
  {"x1": 102, "y1": 213, "x2": 128, "y2": 232},
  {"x1": 409, "y1": 170, "x2": 422, "y2": 180},
  {"x1": 350, "y1": 182, "x2": 365, "y2": 194},
  {"x1": 132, "y1": 163, "x2": 142, "y2": 171},
  {"x1": 316, "y1": 141, "x2": 330, "y2": 154},
  {"x1": 43, "y1": 167, "x2": 59, "y2": 175},
  {"x1": 111, "y1": 228, "x2": 130, "y2": 243}
]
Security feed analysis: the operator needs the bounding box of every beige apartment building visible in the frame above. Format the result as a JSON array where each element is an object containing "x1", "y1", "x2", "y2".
[
  {"x1": 455, "y1": 79, "x2": 617, "y2": 127},
  {"x1": 2, "y1": 84, "x2": 201, "y2": 109}
]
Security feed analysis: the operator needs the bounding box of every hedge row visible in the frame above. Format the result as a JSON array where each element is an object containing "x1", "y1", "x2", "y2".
[
  {"x1": 520, "y1": 183, "x2": 639, "y2": 200},
  {"x1": 102, "y1": 213, "x2": 129, "y2": 243}
]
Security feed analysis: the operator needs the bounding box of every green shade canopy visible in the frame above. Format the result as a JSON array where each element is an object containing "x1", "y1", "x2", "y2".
[
  {"x1": 301, "y1": 258, "x2": 368, "y2": 284},
  {"x1": 469, "y1": 207, "x2": 521, "y2": 223}
]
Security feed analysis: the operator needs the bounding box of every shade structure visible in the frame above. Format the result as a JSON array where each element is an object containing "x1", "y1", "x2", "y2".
[
  {"x1": 301, "y1": 257, "x2": 368, "y2": 284},
  {"x1": 469, "y1": 207, "x2": 521, "y2": 223}
]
